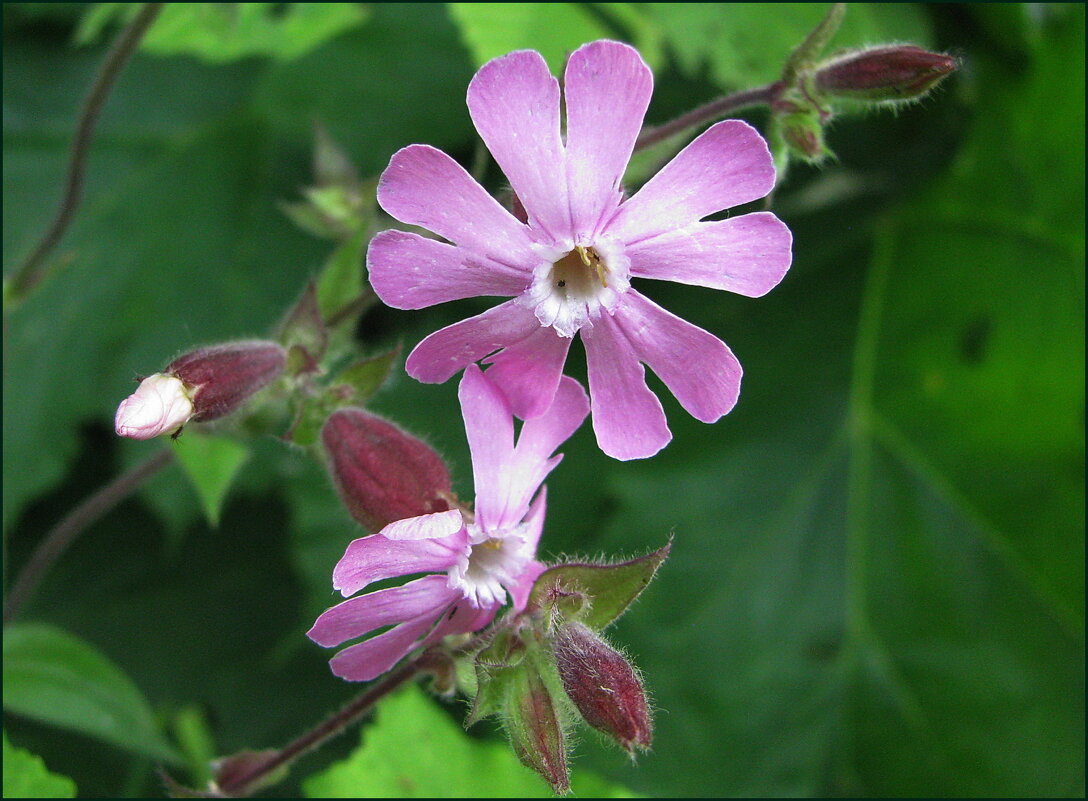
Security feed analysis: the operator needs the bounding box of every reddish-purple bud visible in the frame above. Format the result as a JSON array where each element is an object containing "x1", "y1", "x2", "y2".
[
  {"x1": 166, "y1": 340, "x2": 286, "y2": 422},
  {"x1": 814, "y1": 45, "x2": 958, "y2": 102},
  {"x1": 553, "y1": 622, "x2": 652, "y2": 755},
  {"x1": 508, "y1": 668, "x2": 570, "y2": 795},
  {"x1": 322, "y1": 408, "x2": 452, "y2": 532}
]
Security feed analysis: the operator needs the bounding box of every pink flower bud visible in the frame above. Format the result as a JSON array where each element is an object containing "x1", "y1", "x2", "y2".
[
  {"x1": 115, "y1": 373, "x2": 194, "y2": 439},
  {"x1": 322, "y1": 408, "x2": 453, "y2": 532},
  {"x1": 165, "y1": 340, "x2": 286, "y2": 422},
  {"x1": 553, "y1": 622, "x2": 652, "y2": 755},
  {"x1": 814, "y1": 45, "x2": 958, "y2": 103}
]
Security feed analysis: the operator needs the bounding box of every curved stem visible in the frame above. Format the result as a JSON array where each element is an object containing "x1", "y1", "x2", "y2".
[
  {"x1": 214, "y1": 652, "x2": 431, "y2": 797},
  {"x1": 6, "y1": 3, "x2": 165, "y2": 302},
  {"x1": 634, "y1": 82, "x2": 781, "y2": 151},
  {"x1": 3, "y1": 448, "x2": 174, "y2": 623}
]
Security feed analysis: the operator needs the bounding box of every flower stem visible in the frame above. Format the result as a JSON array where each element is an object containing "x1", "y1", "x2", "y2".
[
  {"x1": 5, "y1": 2, "x2": 165, "y2": 305},
  {"x1": 3, "y1": 448, "x2": 174, "y2": 623},
  {"x1": 214, "y1": 653, "x2": 431, "y2": 797},
  {"x1": 634, "y1": 82, "x2": 781, "y2": 151}
]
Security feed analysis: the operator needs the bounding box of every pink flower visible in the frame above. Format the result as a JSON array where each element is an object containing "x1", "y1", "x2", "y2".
[
  {"x1": 115, "y1": 373, "x2": 194, "y2": 439},
  {"x1": 368, "y1": 40, "x2": 792, "y2": 460},
  {"x1": 308, "y1": 365, "x2": 589, "y2": 682}
]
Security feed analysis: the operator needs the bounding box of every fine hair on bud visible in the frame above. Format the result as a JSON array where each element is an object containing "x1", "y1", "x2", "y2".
[{"x1": 552, "y1": 622, "x2": 653, "y2": 756}]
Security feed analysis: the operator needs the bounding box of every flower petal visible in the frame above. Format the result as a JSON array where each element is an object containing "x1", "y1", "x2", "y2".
[
  {"x1": 405, "y1": 300, "x2": 541, "y2": 384},
  {"x1": 459, "y1": 365, "x2": 515, "y2": 530},
  {"x1": 582, "y1": 315, "x2": 671, "y2": 460},
  {"x1": 467, "y1": 50, "x2": 570, "y2": 240},
  {"x1": 377, "y1": 144, "x2": 536, "y2": 265},
  {"x1": 328, "y1": 613, "x2": 441, "y2": 682},
  {"x1": 367, "y1": 230, "x2": 529, "y2": 310},
  {"x1": 424, "y1": 598, "x2": 500, "y2": 644},
  {"x1": 482, "y1": 323, "x2": 572, "y2": 419},
  {"x1": 515, "y1": 375, "x2": 589, "y2": 463},
  {"x1": 308, "y1": 575, "x2": 456, "y2": 648},
  {"x1": 332, "y1": 528, "x2": 468, "y2": 597},
  {"x1": 627, "y1": 212, "x2": 792, "y2": 297},
  {"x1": 378, "y1": 509, "x2": 465, "y2": 541},
  {"x1": 508, "y1": 559, "x2": 547, "y2": 613},
  {"x1": 606, "y1": 120, "x2": 776, "y2": 243},
  {"x1": 564, "y1": 40, "x2": 653, "y2": 241},
  {"x1": 612, "y1": 291, "x2": 741, "y2": 423}
]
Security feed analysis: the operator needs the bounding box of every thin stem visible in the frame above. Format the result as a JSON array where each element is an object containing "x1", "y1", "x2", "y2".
[
  {"x1": 6, "y1": 3, "x2": 165, "y2": 302},
  {"x1": 634, "y1": 82, "x2": 780, "y2": 151},
  {"x1": 3, "y1": 448, "x2": 174, "y2": 623},
  {"x1": 214, "y1": 653, "x2": 429, "y2": 797},
  {"x1": 325, "y1": 286, "x2": 376, "y2": 329}
]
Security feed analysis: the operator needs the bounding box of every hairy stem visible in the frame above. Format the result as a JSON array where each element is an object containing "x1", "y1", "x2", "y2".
[
  {"x1": 634, "y1": 82, "x2": 781, "y2": 151},
  {"x1": 4, "y1": 447, "x2": 175, "y2": 623},
  {"x1": 214, "y1": 653, "x2": 431, "y2": 797},
  {"x1": 6, "y1": 3, "x2": 165, "y2": 303}
]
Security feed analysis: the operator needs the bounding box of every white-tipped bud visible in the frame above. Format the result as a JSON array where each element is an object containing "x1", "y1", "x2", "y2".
[{"x1": 114, "y1": 373, "x2": 194, "y2": 440}]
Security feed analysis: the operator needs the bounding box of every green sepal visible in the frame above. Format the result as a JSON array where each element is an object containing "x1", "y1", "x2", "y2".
[
  {"x1": 276, "y1": 281, "x2": 328, "y2": 370},
  {"x1": 330, "y1": 347, "x2": 399, "y2": 405},
  {"x1": 466, "y1": 626, "x2": 528, "y2": 727},
  {"x1": 782, "y1": 2, "x2": 845, "y2": 83},
  {"x1": 528, "y1": 539, "x2": 671, "y2": 631},
  {"x1": 502, "y1": 663, "x2": 570, "y2": 795}
]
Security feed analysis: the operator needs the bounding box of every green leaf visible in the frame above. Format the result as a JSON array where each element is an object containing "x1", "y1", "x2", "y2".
[
  {"x1": 331, "y1": 348, "x2": 399, "y2": 404},
  {"x1": 277, "y1": 281, "x2": 328, "y2": 367},
  {"x1": 78, "y1": 3, "x2": 371, "y2": 63},
  {"x1": 303, "y1": 687, "x2": 638, "y2": 798},
  {"x1": 172, "y1": 432, "x2": 250, "y2": 528},
  {"x1": 449, "y1": 2, "x2": 615, "y2": 73},
  {"x1": 529, "y1": 541, "x2": 671, "y2": 631},
  {"x1": 647, "y1": 3, "x2": 931, "y2": 90},
  {"x1": 170, "y1": 706, "x2": 216, "y2": 787},
  {"x1": 3, "y1": 624, "x2": 181, "y2": 763},
  {"x1": 3, "y1": 732, "x2": 77, "y2": 798}
]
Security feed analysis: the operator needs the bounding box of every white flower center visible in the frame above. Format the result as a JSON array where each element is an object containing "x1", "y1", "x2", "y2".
[
  {"x1": 447, "y1": 522, "x2": 533, "y2": 609},
  {"x1": 522, "y1": 238, "x2": 630, "y2": 338}
]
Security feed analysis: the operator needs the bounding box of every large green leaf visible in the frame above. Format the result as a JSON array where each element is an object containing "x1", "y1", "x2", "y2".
[
  {"x1": 172, "y1": 433, "x2": 250, "y2": 528},
  {"x1": 77, "y1": 3, "x2": 370, "y2": 63},
  {"x1": 303, "y1": 686, "x2": 638, "y2": 798},
  {"x1": 3, "y1": 624, "x2": 180, "y2": 763},
  {"x1": 3, "y1": 732, "x2": 77, "y2": 798}
]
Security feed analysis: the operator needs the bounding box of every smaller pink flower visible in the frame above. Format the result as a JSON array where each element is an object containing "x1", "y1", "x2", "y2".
[
  {"x1": 308, "y1": 365, "x2": 589, "y2": 682},
  {"x1": 114, "y1": 373, "x2": 194, "y2": 439}
]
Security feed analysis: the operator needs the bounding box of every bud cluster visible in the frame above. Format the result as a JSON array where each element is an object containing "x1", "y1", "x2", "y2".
[{"x1": 770, "y1": 4, "x2": 957, "y2": 166}]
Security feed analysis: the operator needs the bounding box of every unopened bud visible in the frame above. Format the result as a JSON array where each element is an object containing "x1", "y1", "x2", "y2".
[
  {"x1": 322, "y1": 408, "x2": 452, "y2": 531},
  {"x1": 507, "y1": 668, "x2": 570, "y2": 795},
  {"x1": 814, "y1": 45, "x2": 958, "y2": 103},
  {"x1": 166, "y1": 340, "x2": 286, "y2": 422},
  {"x1": 553, "y1": 622, "x2": 652, "y2": 755},
  {"x1": 115, "y1": 373, "x2": 194, "y2": 439}
]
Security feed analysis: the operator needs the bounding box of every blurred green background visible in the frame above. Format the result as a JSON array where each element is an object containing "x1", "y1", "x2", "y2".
[{"x1": 3, "y1": 3, "x2": 1084, "y2": 797}]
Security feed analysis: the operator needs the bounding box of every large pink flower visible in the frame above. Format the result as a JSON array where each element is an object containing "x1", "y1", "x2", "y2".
[
  {"x1": 308, "y1": 365, "x2": 589, "y2": 681},
  {"x1": 369, "y1": 41, "x2": 792, "y2": 460}
]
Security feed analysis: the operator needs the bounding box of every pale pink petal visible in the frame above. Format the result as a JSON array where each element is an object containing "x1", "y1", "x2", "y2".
[
  {"x1": 378, "y1": 509, "x2": 465, "y2": 541},
  {"x1": 328, "y1": 613, "x2": 441, "y2": 682},
  {"x1": 521, "y1": 485, "x2": 549, "y2": 555},
  {"x1": 377, "y1": 144, "x2": 536, "y2": 264},
  {"x1": 458, "y1": 365, "x2": 515, "y2": 530},
  {"x1": 513, "y1": 376, "x2": 590, "y2": 467},
  {"x1": 467, "y1": 50, "x2": 570, "y2": 240},
  {"x1": 582, "y1": 315, "x2": 671, "y2": 460},
  {"x1": 308, "y1": 575, "x2": 456, "y2": 648},
  {"x1": 423, "y1": 598, "x2": 500, "y2": 643},
  {"x1": 564, "y1": 40, "x2": 653, "y2": 241},
  {"x1": 367, "y1": 230, "x2": 528, "y2": 310},
  {"x1": 482, "y1": 324, "x2": 572, "y2": 419},
  {"x1": 332, "y1": 528, "x2": 468, "y2": 597},
  {"x1": 606, "y1": 120, "x2": 776, "y2": 243},
  {"x1": 509, "y1": 560, "x2": 547, "y2": 612},
  {"x1": 627, "y1": 212, "x2": 792, "y2": 297},
  {"x1": 405, "y1": 300, "x2": 540, "y2": 384},
  {"x1": 612, "y1": 291, "x2": 741, "y2": 423}
]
